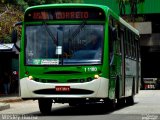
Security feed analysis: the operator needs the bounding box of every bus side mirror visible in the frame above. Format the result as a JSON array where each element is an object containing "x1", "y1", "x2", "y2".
[
  {"x1": 12, "y1": 22, "x2": 22, "y2": 52},
  {"x1": 109, "y1": 26, "x2": 117, "y2": 41},
  {"x1": 12, "y1": 29, "x2": 18, "y2": 43},
  {"x1": 12, "y1": 29, "x2": 20, "y2": 52}
]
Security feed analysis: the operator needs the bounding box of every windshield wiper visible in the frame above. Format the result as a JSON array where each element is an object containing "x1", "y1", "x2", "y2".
[
  {"x1": 70, "y1": 20, "x2": 87, "y2": 39},
  {"x1": 42, "y1": 21, "x2": 57, "y2": 46},
  {"x1": 67, "y1": 21, "x2": 87, "y2": 56}
]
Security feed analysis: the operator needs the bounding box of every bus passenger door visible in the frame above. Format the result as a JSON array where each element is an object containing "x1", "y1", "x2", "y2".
[{"x1": 109, "y1": 24, "x2": 118, "y2": 99}]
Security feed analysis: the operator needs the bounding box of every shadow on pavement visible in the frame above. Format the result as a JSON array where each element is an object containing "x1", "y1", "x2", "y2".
[{"x1": 28, "y1": 102, "x2": 138, "y2": 116}]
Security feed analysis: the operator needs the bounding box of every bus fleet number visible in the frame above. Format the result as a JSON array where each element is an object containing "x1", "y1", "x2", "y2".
[{"x1": 84, "y1": 67, "x2": 97, "y2": 72}]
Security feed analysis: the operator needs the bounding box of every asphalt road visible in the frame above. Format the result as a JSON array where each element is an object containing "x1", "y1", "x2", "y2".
[{"x1": 1, "y1": 90, "x2": 160, "y2": 120}]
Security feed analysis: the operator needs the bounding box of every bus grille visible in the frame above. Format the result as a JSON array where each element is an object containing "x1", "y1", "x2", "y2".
[
  {"x1": 33, "y1": 89, "x2": 94, "y2": 95},
  {"x1": 34, "y1": 77, "x2": 93, "y2": 83},
  {"x1": 34, "y1": 78, "x2": 58, "y2": 83},
  {"x1": 67, "y1": 77, "x2": 93, "y2": 83}
]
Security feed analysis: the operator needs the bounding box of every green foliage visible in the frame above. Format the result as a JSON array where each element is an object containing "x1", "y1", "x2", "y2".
[
  {"x1": 0, "y1": 4, "x2": 23, "y2": 43},
  {"x1": 117, "y1": 0, "x2": 145, "y2": 4},
  {"x1": 17, "y1": 0, "x2": 29, "y2": 11},
  {"x1": 1, "y1": 0, "x2": 84, "y2": 11},
  {"x1": 22, "y1": 0, "x2": 84, "y2": 7}
]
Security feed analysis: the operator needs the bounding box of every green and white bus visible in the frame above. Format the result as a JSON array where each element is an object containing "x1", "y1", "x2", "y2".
[{"x1": 12, "y1": 4, "x2": 141, "y2": 114}]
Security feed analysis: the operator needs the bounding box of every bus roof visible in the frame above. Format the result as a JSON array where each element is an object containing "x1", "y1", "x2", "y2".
[
  {"x1": 119, "y1": 18, "x2": 139, "y2": 35},
  {"x1": 108, "y1": 9, "x2": 139, "y2": 35},
  {"x1": 25, "y1": 3, "x2": 109, "y2": 12},
  {"x1": 25, "y1": 3, "x2": 139, "y2": 36}
]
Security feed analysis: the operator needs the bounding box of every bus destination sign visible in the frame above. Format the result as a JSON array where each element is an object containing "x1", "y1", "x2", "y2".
[{"x1": 25, "y1": 8, "x2": 105, "y2": 21}]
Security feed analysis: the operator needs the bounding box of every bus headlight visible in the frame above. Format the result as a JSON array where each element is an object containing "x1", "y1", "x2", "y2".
[
  {"x1": 28, "y1": 76, "x2": 33, "y2": 80},
  {"x1": 94, "y1": 74, "x2": 100, "y2": 79}
]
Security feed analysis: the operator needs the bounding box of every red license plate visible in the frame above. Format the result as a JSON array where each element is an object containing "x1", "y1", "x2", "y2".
[{"x1": 55, "y1": 86, "x2": 70, "y2": 92}]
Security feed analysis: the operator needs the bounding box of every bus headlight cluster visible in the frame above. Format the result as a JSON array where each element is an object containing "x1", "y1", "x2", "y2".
[
  {"x1": 94, "y1": 74, "x2": 100, "y2": 79},
  {"x1": 28, "y1": 76, "x2": 33, "y2": 80}
]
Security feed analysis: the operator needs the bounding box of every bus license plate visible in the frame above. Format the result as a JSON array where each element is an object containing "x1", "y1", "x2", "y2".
[{"x1": 55, "y1": 86, "x2": 70, "y2": 92}]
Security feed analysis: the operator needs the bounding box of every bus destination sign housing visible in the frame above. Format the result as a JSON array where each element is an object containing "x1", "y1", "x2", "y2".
[{"x1": 25, "y1": 8, "x2": 105, "y2": 21}]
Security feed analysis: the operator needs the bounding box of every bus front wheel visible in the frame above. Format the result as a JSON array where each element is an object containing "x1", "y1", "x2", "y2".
[
  {"x1": 38, "y1": 99, "x2": 52, "y2": 114},
  {"x1": 104, "y1": 99, "x2": 116, "y2": 111}
]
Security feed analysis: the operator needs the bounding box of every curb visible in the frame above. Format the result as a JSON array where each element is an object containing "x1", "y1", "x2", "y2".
[
  {"x1": 0, "y1": 97, "x2": 23, "y2": 103},
  {"x1": 0, "y1": 103, "x2": 10, "y2": 111}
]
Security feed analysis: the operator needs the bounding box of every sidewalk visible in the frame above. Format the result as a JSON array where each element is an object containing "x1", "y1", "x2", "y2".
[
  {"x1": 0, "y1": 94, "x2": 22, "y2": 111},
  {"x1": 0, "y1": 103, "x2": 10, "y2": 111},
  {"x1": 0, "y1": 94, "x2": 22, "y2": 102}
]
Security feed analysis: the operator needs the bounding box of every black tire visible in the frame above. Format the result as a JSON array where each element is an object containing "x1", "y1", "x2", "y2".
[
  {"x1": 126, "y1": 96, "x2": 134, "y2": 106},
  {"x1": 104, "y1": 99, "x2": 116, "y2": 111},
  {"x1": 117, "y1": 98, "x2": 126, "y2": 108},
  {"x1": 69, "y1": 102, "x2": 78, "y2": 107},
  {"x1": 38, "y1": 99, "x2": 52, "y2": 114},
  {"x1": 110, "y1": 99, "x2": 116, "y2": 111}
]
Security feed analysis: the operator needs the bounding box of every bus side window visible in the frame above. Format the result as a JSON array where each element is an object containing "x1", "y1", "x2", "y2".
[
  {"x1": 134, "y1": 36, "x2": 137, "y2": 59},
  {"x1": 135, "y1": 37, "x2": 139, "y2": 60},
  {"x1": 132, "y1": 34, "x2": 134, "y2": 59},
  {"x1": 138, "y1": 38, "x2": 141, "y2": 61},
  {"x1": 132, "y1": 34, "x2": 136, "y2": 59},
  {"x1": 135, "y1": 40, "x2": 138, "y2": 60},
  {"x1": 126, "y1": 30, "x2": 130, "y2": 57},
  {"x1": 129, "y1": 31, "x2": 133, "y2": 58},
  {"x1": 124, "y1": 28, "x2": 128, "y2": 57},
  {"x1": 117, "y1": 24, "x2": 121, "y2": 55}
]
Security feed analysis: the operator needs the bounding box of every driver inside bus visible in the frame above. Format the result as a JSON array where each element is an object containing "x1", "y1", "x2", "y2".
[
  {"x1": 70, "y1": 30, "x2": 102, "y2": 59},
  {"x1": 84, "y1": 30, "x2": 102, "y2": 50},
  {"x1": 72, "y1": 30, "x2": 102, "y2": 59}
]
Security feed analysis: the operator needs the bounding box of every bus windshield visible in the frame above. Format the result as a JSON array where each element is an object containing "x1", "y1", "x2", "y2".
[{"x1": 25, "y1": 24, "x2": 104, "y2": 65}]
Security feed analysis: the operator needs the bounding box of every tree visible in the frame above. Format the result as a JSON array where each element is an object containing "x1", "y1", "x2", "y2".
[
  {"x1": 118, "y1": 0, "x2": 145, "y2": 16},
  {"x1": 0, "y1": 4, "x2": 23, "y2": 43}
]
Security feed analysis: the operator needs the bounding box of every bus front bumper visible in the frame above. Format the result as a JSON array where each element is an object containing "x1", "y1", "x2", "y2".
[{"x1": 20, "y1": 77, "x2": 109, "y2": 99}]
